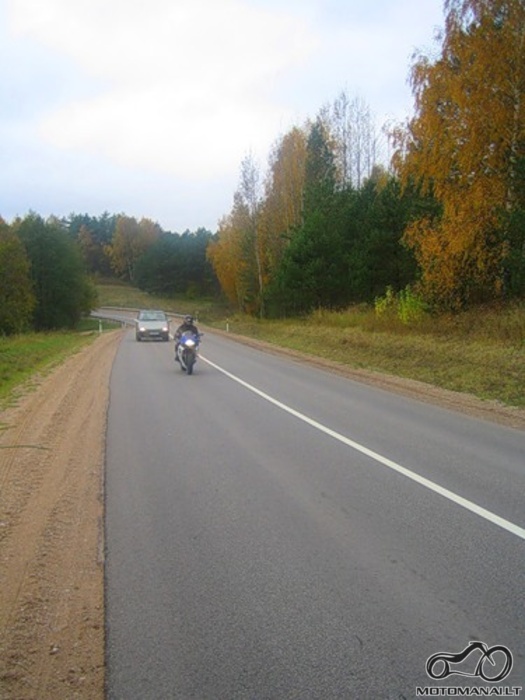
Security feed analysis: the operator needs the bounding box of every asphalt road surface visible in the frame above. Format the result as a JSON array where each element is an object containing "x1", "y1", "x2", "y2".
[{"x1": 104, "y1": 328, "x2": 525, "y2": 699}]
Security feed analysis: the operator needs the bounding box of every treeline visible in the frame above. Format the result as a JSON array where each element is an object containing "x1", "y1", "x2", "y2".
[
  {"x1": 0, "y1": 212, "x2": 218, "y2": 335},
  {"x1": 67, "y1": 213, "x2": 218, "y2": 296},
  {"x1": 66, "y1": 212, "x2": 218, "y2": 296},
  {"x1": 207, "y1": 120, "x2": 433, "y2": 317},
  {"x1": 209, "y1": 0, "x2": 525, "y2": 314},
  {"x1": 0, "y1": 214, "x2": 97, "y2": 334}
]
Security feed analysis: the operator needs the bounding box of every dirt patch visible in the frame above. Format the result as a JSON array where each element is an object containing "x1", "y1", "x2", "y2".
[
  {"x1": 0, "y1": 330, "x2": 123, "y2": 700},
  {"x1": 0, "y1": 325, "x2": 523, "y2": 700}
]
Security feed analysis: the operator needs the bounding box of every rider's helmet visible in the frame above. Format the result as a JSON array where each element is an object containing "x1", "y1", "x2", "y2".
[{"x1": 184, "y1": 315, "x2": 194, "y2": 324}]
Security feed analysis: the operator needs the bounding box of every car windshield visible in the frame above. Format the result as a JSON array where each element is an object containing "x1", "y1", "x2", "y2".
[{"x1": 139, "y1": 311, "x2": 166, "y2": 321}]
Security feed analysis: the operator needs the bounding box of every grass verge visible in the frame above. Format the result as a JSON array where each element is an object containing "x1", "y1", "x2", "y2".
[{"x1": 0, "y1": 330, "x2": 104, "y2": 407}]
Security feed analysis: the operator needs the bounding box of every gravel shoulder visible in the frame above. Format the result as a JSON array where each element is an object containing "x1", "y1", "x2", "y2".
[
  {"x1": 0, "y1": 326, "x2": 523, "y2": 700},
  {"x1": 0, "y1": 330, "x2": 123, "y2": 700}
]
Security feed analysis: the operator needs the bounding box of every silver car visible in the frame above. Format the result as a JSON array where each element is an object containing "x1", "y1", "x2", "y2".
[{"x1": 135, "y1": 310, "x2": 170, "y2": 342}]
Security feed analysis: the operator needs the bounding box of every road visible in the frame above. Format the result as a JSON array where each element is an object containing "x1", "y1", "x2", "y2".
[{"x1": 104, "y1": 327, "x2": 525, "y2": 699}]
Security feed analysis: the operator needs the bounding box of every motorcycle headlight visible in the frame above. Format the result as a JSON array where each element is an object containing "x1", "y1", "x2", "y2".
[{"x1": 185, "y1": 339, "x2": 196, "y2": 347}]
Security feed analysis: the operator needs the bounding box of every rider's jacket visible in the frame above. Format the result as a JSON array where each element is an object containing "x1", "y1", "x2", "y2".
[{"x1": 175, "y1": 322, "x2": 199, "y2": 339}]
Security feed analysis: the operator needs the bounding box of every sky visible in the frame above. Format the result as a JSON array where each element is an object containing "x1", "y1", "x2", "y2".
[{"x1": 1, "y1": 0, "x2": 445, "y2": 233}]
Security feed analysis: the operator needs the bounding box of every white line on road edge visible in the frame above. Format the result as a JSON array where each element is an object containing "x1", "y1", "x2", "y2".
[{"x1": 201, "y1": 355, "x2": 525, "y2": 542}]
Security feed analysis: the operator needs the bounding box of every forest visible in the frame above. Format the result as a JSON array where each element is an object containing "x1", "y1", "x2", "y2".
[
  {"x1": 210, "y1": 0, "x2": 525, "y2": 316},
  {"x1": 0, "y1": 0, "x2": 524, "y2": 334}
]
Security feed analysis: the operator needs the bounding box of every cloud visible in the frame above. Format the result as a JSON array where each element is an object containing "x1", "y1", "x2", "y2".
[
  {"x1": 3, "y1": 0, "x2": 445, "y2": 231},
  {"x1": 8, "y1": 0, "x2": 318, "y2": 178},
  {"x1": 279, "y1": 0, "x2": 443, "y2": 125}
]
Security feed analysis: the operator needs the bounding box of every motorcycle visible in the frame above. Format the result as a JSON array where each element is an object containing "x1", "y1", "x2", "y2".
[{"x1": 176, "y1": 331, "x2": 202, "y2": 375}]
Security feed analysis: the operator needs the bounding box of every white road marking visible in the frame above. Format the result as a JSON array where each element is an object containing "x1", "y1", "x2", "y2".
[{"x1": 201, "y1": 355, "x2": 525, "y2": 542}]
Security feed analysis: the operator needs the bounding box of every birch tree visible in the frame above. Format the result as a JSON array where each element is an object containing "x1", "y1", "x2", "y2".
[
  {"x1": 259, "y1": 126, "x2": 308, "y2": 274},
  {"x1": 0, "y1": 223, "x2": 35, "y2": 334},
  {"x1": 207, "y1": 198, "x2": 253, "y2": 311},
  {"x1": 108, "y1": 216, "x2": 161, "y2": 281},
  {"x1": 239, "y1": 153, "x2": 265, "y2": 316},
  {"x1": 393, "y1": 0, "x2": 525, "y2": 307},
  {"x1": 330, "y1": 91, "x2": 382, "y2": 189}
]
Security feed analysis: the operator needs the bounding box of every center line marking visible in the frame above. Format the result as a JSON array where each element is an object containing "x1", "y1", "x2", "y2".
[{"x1": 201, "y1": 355, "x2": 525, "y2": 542}]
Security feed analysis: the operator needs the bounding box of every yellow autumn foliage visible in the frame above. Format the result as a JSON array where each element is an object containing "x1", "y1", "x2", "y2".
[{"x1": 394, "y1": 0, "x2": 525, "y2": 308}]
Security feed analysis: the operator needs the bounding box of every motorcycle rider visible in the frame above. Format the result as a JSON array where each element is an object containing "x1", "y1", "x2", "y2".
[{"x1": 174, "y1": 314, "x2": 199, "y2": 361}]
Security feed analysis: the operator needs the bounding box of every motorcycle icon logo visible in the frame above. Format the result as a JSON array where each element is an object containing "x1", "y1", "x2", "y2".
[{"x1": 426, "y1": 641, "x2": 513, "y2": 682}]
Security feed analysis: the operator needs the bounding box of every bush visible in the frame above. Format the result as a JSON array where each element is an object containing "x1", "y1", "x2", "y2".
[{"x1": 375, "y1": 285, "x2": 428, "y2": 324}]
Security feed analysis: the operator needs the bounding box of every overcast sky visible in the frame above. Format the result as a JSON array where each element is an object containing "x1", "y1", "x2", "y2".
[{"x1": 1, "y1": 0, "x2": 444, "y2": 233}]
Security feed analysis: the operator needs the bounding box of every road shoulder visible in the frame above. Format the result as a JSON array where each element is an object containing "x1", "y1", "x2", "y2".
[{"x1": 0, "y1": 330, "x2": 123, "y2": 700}]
